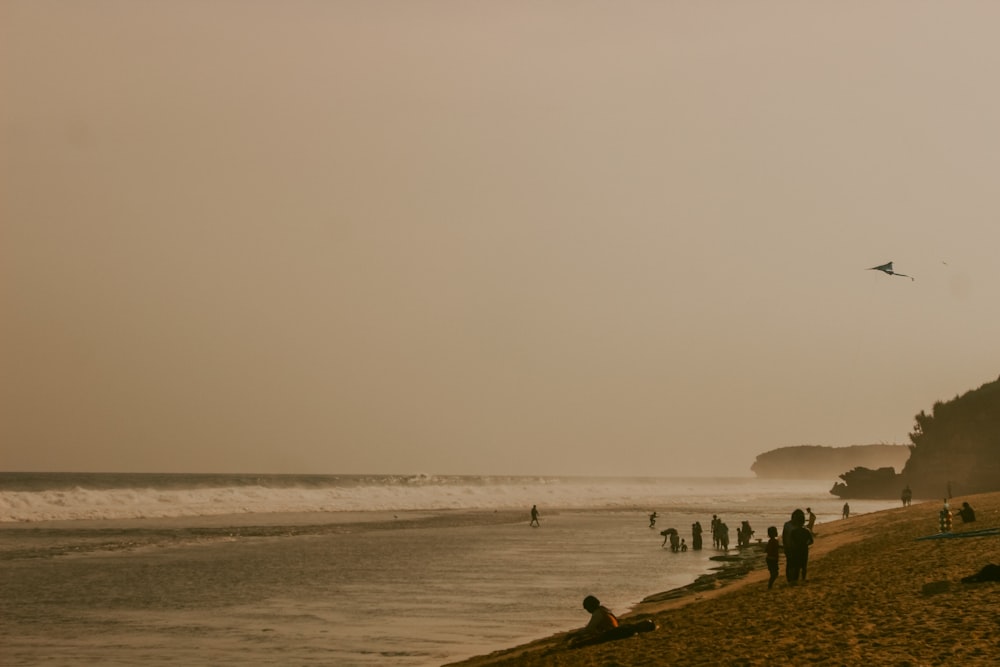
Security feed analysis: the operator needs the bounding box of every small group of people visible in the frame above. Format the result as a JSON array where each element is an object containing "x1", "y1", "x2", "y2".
[
  {"x1": 660, "y1": 528, "x2": 687, "y2": 552},
  {"x1": 762, "y1": 507, "x2": 816, "y2": 589},
  {"x1": 710, "y1": 515, "x2": 730, "y2": 551}
]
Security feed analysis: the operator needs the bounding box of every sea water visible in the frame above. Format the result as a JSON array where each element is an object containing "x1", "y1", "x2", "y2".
[{"x1": 0, "y1": 474, "x2": 897, "y2": 666}]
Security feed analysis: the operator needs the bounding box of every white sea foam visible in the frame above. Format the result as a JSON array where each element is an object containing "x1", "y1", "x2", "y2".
[{"x1": 0, "y1": 474, "x2": 839, "y2": 523}]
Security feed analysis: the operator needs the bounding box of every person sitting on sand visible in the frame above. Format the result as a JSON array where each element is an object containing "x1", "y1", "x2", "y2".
[
  {"x1": 577, "y1": 595, "x2": 618, "y2": 638},
  {"x1": 957, "y1": 502, "x2": 976, "y2": 523},
  {"x1": 568, "y1": 596, "x2": 656, "y2": 648}
]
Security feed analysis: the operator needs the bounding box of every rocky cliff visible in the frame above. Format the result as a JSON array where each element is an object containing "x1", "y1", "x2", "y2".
[{"x1": 750, "y1": 444, "x2": 910, "y2": 480}]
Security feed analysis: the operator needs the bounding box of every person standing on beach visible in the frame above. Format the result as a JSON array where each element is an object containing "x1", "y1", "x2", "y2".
[
  {"x1": 842, "y1": 502, "x2": 850, "y2": 519},
  {"x1": 691, "y1": 521, "x2": 703, "y2": 550},
  {"x1": 806, "y1": 508, "x2": 817, "y2": 535},
  {"x1": 782, "y1": 509, "x2": 813, "y2": 584},
  {"x1": 530, "y1": 505, "x2": 540, "y2": 527},
  {"x1": 765, "y1": 526, "x2": 780, "y2": 589}
]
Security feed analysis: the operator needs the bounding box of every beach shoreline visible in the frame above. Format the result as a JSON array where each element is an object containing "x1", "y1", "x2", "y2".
[{"x1": 446, "y1": 491, "x2": 1000, "y2": 666}]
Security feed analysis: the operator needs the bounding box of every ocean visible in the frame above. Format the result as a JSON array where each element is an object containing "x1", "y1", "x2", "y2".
[{"x1": 0, "y1": 473, "x2": 898, "y2": 665}]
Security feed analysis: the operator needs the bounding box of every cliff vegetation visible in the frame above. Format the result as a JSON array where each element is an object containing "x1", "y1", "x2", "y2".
[{"x1": 831, "y1": 375, "x2": 1000, "y2": 499}]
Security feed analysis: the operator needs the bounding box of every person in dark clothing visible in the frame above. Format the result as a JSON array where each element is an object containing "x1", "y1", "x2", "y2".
[
  {"x1": 958, "y1": 502, "x2": 976, "y2": 523},
  {"x1": 765, "y1": 526, "x2": 780, "y2": 589},
  {"x1": 568, "y1": 595, "x2": 656, "y2": 648},
  {"x1": 691, "y1": 521, "x2": 703, "y2": 550},
  {"x1": 782, "y1": 508, "x2": 813, "y2": 584},
  {"x1": 961, "y1": 563, "x2": 1000, "y2": 583}
]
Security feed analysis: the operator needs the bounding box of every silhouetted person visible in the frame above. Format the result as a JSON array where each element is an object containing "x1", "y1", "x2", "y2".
[
  {"x1": 782, "y1": 508, "x2": 813, "y2": 584},
  {"x1": 568, "y1": 595, "x2": 656, "y2": 648},
  {"x1": 806, "y1": 508, "x2": 817, "y2": 535},
  {"x1": 691, "y1": 521, "x2": 703, "y2": 550},
  {"x1": 530, "y1": 505, "x2": 540, "y2": 527},
  {"x1": 765, "y1": 526, "x2": 780, "y2": 589},
  {"x1": 576, "y1": 595, "x2": 618, "y2": 639},
  {"x1": 962, "y1": 564, "x2": 1000, "y2": 583},
  {"x1": 958, "y1": 502, "x2": 976, "y2": 523},
  {"x1": 649, "y1": 511, "x2": 657, "y2": 528},
  {"x1": 901, "y1": 486, "x2": 912, "y2": 507},
  {"x1": 842, "y1": 502, "x2": 850, "y2": 519}
]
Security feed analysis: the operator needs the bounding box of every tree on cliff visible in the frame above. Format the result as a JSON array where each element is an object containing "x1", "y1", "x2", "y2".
[
  {"x1": 901, "y1": 375, "x2": 1000, "y2": 496},
  {"x1": 831, "y1": 374, "x2": 1000, "y2": 499}
]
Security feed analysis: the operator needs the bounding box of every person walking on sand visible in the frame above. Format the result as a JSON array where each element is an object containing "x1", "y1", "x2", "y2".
[
  {"x1": 530, "y1": 505, "x2": 540, "y2": 527},
  {"x1": 842, "y1": 502, "x2": 850, "y2": 519},
  {"x1": 649, "y1": 511, "x2": 658, "y2": 529},
  {"x1": 806, "y1": 508, "x2": 817, "y2": 535},
  {"x1": 765, "y1": 526, "x2": 780, "y2": 589}
]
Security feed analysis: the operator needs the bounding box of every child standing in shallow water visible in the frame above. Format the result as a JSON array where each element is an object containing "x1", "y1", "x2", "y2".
[{"x1": 765, "y1": 526, "x2": 780, "y2": 589}]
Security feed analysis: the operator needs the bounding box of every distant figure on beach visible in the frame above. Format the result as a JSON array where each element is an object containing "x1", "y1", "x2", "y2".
[
  {"x1": 680, "y1": 538, "x2": 687, "y2": 552},
  {"x1": 670, "y1": 531, "x2": 680, "y2": 552},
  {"x1": 738, "y1": 520, "x2": 754, "y2": 548},
  {"x1": 765, "y1": 526, "x2": 780, "y2": 589},
  {"x1": 711, "y1": 515, "x2": 720, "y2": 549},
  {"x1": 806, "y1": 508, "x2": 817, "y2": 535},
  {"x1": 691, "y1": 521, "x2": 703, "y2": 550},
  {"x1": 649, "y1": 511, "x2": 658, "y2": 528},
  {"x1": 782, "y1": 509, "x2": 814, "y2": 584},
  {"x1": 901, "y1": 486, "x2": 912, "y2": 507},
  {"x1": 661, "y1": 528, "x2": 678, "y2": 548},
  {"x1": 958, "y1": 502, "x2": 976, "y2": 523},
  {"x1": 842, "y1": 502, "x2": 850, "y2": 519},
  {"x1": 719, "y1": 522, "x2": 730, "y2": 551},
  {"x1": 530, "y1": 505, "x2": 540, "y2": 527}
]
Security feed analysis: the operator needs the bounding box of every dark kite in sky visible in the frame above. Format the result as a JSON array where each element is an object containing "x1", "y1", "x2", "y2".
[{"x1": 868, "y1": 261, "x2": 914, "y2": 281}]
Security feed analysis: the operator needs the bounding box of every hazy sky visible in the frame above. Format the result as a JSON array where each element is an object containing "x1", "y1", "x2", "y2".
[{"x1": 3, "y1": 2, "x2": 999, "y2": 477}]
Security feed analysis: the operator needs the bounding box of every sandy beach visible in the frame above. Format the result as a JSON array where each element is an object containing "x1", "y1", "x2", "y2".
[{"x1": 448, "y1": 492, "x2": 1000, "y2": 666}]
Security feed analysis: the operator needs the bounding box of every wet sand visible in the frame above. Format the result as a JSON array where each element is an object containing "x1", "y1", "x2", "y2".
[{"x1": 447, "y1": 491, "x2": 1000, "y2": 666}]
